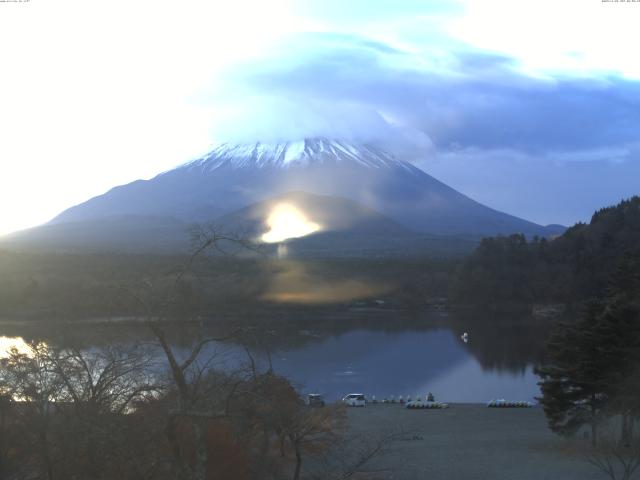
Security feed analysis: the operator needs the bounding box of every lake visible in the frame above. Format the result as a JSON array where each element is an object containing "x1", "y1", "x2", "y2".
[
  {"x1": 0, "y1": 310, "x2": 551, "y2": 403},
  {"x1": 250, "y1": 328, "x2": 542, "y2": 403}
]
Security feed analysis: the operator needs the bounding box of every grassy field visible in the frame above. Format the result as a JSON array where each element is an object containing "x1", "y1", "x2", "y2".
[{"x1": 346, "y1": 404, "x2": 602, "y2": 480}]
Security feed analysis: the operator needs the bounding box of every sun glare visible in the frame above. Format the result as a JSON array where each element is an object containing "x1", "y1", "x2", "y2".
[
  {"x1": 0, "y1": 336, "x2": 31, "y2": 359},
  {"x1": 261, "y1": 203, "x2": 321, "y2": 243}
]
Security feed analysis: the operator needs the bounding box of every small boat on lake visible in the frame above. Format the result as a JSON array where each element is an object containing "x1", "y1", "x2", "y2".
[
  {"x1": 487, "y1": 399, "x2": 533, "y2": 408},
  {"x1": 406, "y1": 400, "x2": 449, "y2": 409}
]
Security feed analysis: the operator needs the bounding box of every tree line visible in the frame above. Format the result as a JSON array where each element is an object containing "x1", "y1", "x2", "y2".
[{"x1": 452, "y1": 196, "x2": 640, "y2": 310}]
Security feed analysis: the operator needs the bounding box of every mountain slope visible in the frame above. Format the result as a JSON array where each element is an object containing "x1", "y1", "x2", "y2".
[
  {"x1": 217, "y1": 191, "x2": 412, "y2": 237},
  {"x1": 1, "y1": 215, "x2": 193, "y2": 253},
  {"x1": 51, "y1": 138, "x2": 559, "y2": 237},
  {"x1": 216, "y1": 191, "x2": 449, "y2": 257},
  {"x1": 1, "y1": 192, "x2": 478, "y2": 257}
]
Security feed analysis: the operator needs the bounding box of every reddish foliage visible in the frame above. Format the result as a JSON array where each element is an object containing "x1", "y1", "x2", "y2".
[{"x1": 205, "y1": 420, "x2": 251, "y2": 480}]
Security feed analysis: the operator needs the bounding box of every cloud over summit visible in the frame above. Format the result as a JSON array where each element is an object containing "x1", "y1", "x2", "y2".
[{"x1": 1, "y1": 0, "x2": 638, "y2": 232}]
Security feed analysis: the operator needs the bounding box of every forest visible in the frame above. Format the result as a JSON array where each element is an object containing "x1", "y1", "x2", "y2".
[
  {"x1": 452, "y1": 196, "x2": 640, "y2": 310},
  {"x1": 0, "y1": 250, "x2": 456, "y2": 322}
]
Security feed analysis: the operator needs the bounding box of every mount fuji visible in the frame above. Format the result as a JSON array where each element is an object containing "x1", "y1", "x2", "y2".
[{"x1": 4, "y1": 138, "x2": 564, "y2": 254}]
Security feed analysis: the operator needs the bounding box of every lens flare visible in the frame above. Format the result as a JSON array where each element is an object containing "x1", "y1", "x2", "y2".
[
  {"x1": 261, "y1": 203, "x2": 321, "y2": 243},
  {"x1": 260, "y1": 261, "x2": 393, "y2": 304}
]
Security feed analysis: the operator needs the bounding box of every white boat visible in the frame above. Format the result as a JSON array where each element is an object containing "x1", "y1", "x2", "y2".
[{"x1": 406, "y1": 400, "x2": 449, "y2": 409}]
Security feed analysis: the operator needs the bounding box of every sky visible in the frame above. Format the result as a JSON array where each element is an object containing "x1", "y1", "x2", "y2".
[{"x1": 0, "y1": 0, "x2": 639, "y2": 234}]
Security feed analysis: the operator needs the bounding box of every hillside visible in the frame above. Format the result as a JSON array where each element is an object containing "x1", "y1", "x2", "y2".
[
  {"x1": 452, "y1": 196, "x2": 640, "y2": 308},
  {"x1": 0, "y1": 192, "x2": 478, "y2": 257}
]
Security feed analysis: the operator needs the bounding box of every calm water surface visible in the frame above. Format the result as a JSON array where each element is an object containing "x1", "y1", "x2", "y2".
[
  {"x1": 1, "y1": 313, "x2": 550, "y2": 403},
  {"x1": 235, "y1": 328, "x2": 542, "y2": 403}
]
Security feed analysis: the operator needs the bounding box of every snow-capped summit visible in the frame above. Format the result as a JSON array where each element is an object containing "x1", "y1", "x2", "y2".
[{"x1": 179, "y1": 138, "x2": 416, "y2": 172}]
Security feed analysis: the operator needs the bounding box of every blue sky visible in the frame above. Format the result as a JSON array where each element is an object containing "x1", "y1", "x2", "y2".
[{"x1": 0, "y1": 0, "x2": 639, "y2": 233}]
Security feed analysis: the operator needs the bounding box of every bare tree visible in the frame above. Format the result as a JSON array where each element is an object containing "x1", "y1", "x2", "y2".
[
  {"x1": 118, "y1": 224, "x2": 261, "y2": 480},
  {"x1": 285, "y1": 405, "x2": 347, "y2": 480},
  {"x1": 0, "y1": 339, "x2": 167, "y2": 480},
  {"x1": 586, "y1": 422, "x2": 640, "y2": 480},
  {"x1": 48, "y1": 344, "x2": 160, "y2": 414},
  {"x1": 0, "y1": 224, "x2": 400, "y2": 480},
  {"x1": 0, "y1": 392, "x2": 26, "y2": 480},
  {"x1": 0, "y1": 342, "x2": 64, "y2": 480}
]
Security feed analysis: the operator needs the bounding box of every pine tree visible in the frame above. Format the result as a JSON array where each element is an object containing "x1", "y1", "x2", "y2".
[
  {"x1": 597, "y1": 258, "x2": 640, "y2": 443},
  {"x1": 536, "y1": 257, "x2": 640, "y2": 446},
  {"x1": 535, "y1": 307, "x2": 610, "y2": 446}
]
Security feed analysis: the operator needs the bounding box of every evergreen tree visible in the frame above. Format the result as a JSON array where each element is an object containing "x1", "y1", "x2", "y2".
[
  {"x1": 535, "y1": 307, "x2": 610, "y2": 445},
  {"x1": 453, "y1": 196, "x2": 640, "y2": 308},
  {"x1": 598, "y1": 258, "x2": 640, "y2": 443},
  {"x1": 536, "y1": 257, "x2": 640, "y2": 445}
]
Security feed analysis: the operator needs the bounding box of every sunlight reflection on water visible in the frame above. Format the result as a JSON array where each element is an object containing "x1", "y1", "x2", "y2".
[{"x1": 0, "y1": 336, "x2": 31, "y2": 358}]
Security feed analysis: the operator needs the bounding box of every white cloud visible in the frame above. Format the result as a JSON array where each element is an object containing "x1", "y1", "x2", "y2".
[
  {"x1": 0, "y1": 0, "x2": 638, "y2": 235},
  {"x1": 206, "y1": 95, "x2": 434, "y2": 157},
  {"x1": 0, "y1": 0, "x2": 310, "y2": 235},
  {"x1": 450, "y1": 0, "x2": 640, "y2": 79}
]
